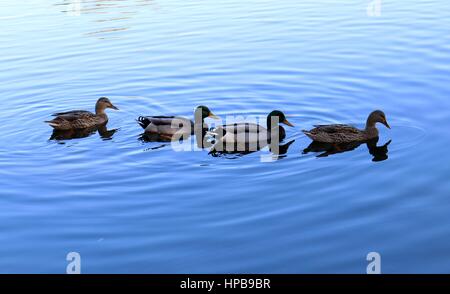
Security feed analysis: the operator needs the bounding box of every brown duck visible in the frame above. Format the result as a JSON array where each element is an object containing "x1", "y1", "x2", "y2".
[
  {"x1": 46, "y1": 97, "x2": 118, "y2": 130},
  {"x1": 303, "y1": 110, "x2": 391, "y2": 144}
]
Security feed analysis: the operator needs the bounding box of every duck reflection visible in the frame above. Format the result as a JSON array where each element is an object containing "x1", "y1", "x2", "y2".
[
  {"x1": 268, "y1": 139, "x2": 295, "y2": 160},
  {"x1": 138, "y1": 132, "x2": 173, "y2": 143},
  {"x1": 49, "y1": 124, "x2": 118, "y2": 141},
  {"x1": 55, "y1": 0, "x2": 158, "y2": 38},
  {"x1": 209, "y1": 139, "x2": 295, "y2": 159},
  {"x1": 137, "y1": 133, "x2": 170, "y2": 150},
  {"x1": 367, "y1": 139, "x2": 392, "y2": 162},
  {"x1": 303, "y1": 138, "x2": 391, "y2": 162},
  {"x1": 138, "y1": 127, "x2": 212, "y2": 150}
]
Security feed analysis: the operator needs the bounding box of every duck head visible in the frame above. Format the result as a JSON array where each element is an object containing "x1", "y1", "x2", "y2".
[
  {"x1": 267, "y1": 110, "x2": 294, "y2": 129},
  {"x1": 95, "y1": 97, "x2": 119, "y2": 114},
  {"x1": 366, "y1": 110, "x2": 390, "y2": 129},
  {"x1": 196, "y1": 105, "x2": 219, "y2": 120}
]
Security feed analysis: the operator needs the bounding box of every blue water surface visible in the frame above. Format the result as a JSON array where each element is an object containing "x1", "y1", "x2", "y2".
[{"x1": 0, "y1": 0, "x2": 450, "y2": 273}]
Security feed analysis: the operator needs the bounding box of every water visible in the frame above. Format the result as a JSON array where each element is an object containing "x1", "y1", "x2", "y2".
[{"x1": 1, "y1": 0, "x2": 450, "y2": 273}]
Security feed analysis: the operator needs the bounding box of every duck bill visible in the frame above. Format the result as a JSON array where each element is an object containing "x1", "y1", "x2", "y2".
[
  {"x1": 208, "y1": 113, "x2": 220, "y2": 120},
  {"x1": 110, "y1": 104, "x2": 119, "y2": 110},
  {"x1": 383, "y1": 120, "x2": 391, "y2": 129},
  {"x1": 282, "y1": 119, "x2": 294, "y2": 127}
]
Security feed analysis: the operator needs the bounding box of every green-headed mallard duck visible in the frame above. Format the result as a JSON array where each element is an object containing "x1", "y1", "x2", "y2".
[
  {"x1": 136, "y1": 105, "x2": 218, "y2": 140},
  {"x1": 303, "y1": 110, "x2": 390, "y2": 144},
  {"x1": 46, "y1": 97, "x2": 118, "y2": 130},
  {"x1": 210, "y1": 110, "x2": 294, "y2": 152}
]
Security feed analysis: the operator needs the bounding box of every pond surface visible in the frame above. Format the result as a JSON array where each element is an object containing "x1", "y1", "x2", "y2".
[{"x1": 1, "y1": 0, "x2": 450, "y2": 273}]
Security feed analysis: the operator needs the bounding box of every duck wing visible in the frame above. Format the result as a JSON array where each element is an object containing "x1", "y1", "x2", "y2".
[
  {"x1": 52, "y1": 110, "x2": 93, "y2": 117},
  {"x1": 52, "y1": 110, "x2": 95, "y2": 121},
  {"x1": 137, "y1": 116, "x2": 194, "y2": 136},
  {"x1": 210, "y1": 123, "x2": 271, "y2": 154},
  {"x1": 303, "y1": 124, "x2": 363, "y2": 143},
  {"x1": 46, "y1": 110, "x2": 98, "y2": 130},
  {"x1": 139, "y1": 116, "x2": 177, "y2": 125},
  {"x1": 213, "y1": 123, "x2": 266, "y2": 135},
  {"x1": 312, "y1": 124, "x2": 359, "y2": 134},
  {"x1": 137, "y1": 116, "x2": 193, "y2": 128}
]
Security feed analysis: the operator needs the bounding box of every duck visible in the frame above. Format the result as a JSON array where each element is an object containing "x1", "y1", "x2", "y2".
[
  {"x1": 210, "y1": 110, "x2": 294, "y2": 152},
  {"x1": 136, "y1": 106, "x2": 219, "y2": 140},
  {"x1": 302, "y1": 110, "x2": 390, "y2": 144},
  {"x1": 45, "y1": 97, "x2": 118, "y2": 130}
]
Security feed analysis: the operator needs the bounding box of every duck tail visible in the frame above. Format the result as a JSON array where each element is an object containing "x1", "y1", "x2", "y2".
[
  {"x1": 206, "y1": 131, "x2": 219, "y2": 137},
  {"x1": 136, "y1": 116, "x2": 150, "y2": 129},
  {"x1": 302, "y1": 130, "x2": 317, "y2": 141},
  {"x1": 45, "y1": 120, "x2": 60, "y2": 129},
  {"x1": 302, "y1": 129, "x2": 311, "y2": 136}
]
